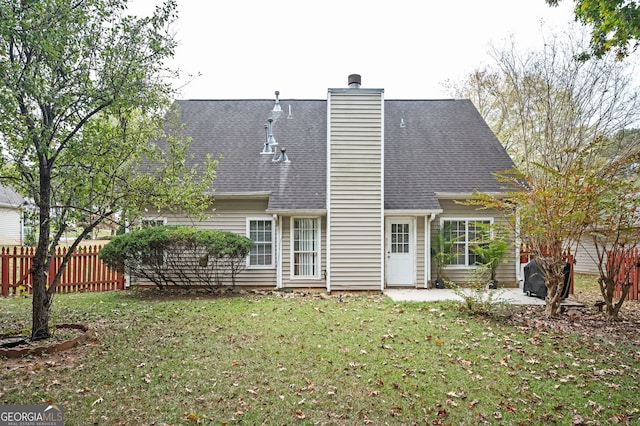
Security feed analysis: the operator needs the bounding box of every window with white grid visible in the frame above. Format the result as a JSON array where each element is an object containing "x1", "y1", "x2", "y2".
[
  {"x1": 247, "y1": 218, "x2": 274, "y2": 268},
  {"x1": 441, "y1": 219, "x2": 491, "y2": 266}
]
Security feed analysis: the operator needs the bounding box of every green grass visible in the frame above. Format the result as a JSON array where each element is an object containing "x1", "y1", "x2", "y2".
[{"x1": 1, "y1": 290, "x2": 639, "y2": 425}]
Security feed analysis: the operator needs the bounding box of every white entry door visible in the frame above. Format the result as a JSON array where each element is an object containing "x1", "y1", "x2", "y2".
[{"x1": 386, "y1": 219, "x2": 414, "y2": 286}]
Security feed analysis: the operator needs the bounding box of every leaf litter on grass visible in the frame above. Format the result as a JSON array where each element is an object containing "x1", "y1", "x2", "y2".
[{"x1": 2, "y1": 288, "x2": 640, "y2": 424}]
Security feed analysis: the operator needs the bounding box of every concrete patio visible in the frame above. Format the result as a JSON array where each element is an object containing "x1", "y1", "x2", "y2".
[{"x1": 384, "y1": 287, "x2": 582, "y2": 306}]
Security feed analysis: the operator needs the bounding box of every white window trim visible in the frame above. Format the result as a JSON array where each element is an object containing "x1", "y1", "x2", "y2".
[
  {"x1": 439, "y1": 217, "x2": 493, "y2": 268},
  {"x1": 246, "y1": 217, "x2": 275, "y2": 269},
  {"x1": 289, "y1": 216, "x2": 322, "y2": 280}
]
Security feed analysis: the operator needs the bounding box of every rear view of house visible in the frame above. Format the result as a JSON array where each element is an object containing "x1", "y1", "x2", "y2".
[{"x1": 147, "y1": 75, "x2": 518, "y2": 290}]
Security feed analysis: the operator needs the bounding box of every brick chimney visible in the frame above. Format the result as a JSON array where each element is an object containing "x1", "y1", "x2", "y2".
[{"x1": 348, "y1": 74, "x2": 361, "y2": 88}]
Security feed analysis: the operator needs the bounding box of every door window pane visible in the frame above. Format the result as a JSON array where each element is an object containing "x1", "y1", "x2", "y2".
[{"x1": 391, "y1": 223, "x2": 410, "y2": 254}]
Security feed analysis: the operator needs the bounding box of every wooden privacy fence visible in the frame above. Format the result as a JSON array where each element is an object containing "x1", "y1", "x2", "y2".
[
  {"x1": 609, "y1": 247, "x2": 640, "y2": 301},
  {"x1": 1, "y1": 245, "x2": 124, "y2": 296}
]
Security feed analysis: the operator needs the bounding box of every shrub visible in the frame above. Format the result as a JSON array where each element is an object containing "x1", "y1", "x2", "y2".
[{"x1": 99, "y1": 226, "x2": 253, "y2": 290}]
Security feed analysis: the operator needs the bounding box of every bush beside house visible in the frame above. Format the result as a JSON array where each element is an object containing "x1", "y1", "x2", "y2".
[{"x1": 99, "y1": 226, "x2": 253, "y2": 290}]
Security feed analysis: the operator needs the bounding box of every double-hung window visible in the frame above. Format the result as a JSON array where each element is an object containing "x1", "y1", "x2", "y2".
[
  {"x1": 247, "y1": 218, "x2": 274, "y2": 268},
  {"x1": 141, "y1": 218, "x2": 166, "y2": 228},
  {"x1": 441, "y1": 219, "x2": 491, "y2": 266},
  {"x1": 292, "y1": 217, "x2": 320, "y2": 278}
]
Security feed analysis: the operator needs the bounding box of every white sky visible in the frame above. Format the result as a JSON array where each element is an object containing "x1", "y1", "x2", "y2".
[{"x1": 129, "y1": 0, "x2": 579, "y2": 100}]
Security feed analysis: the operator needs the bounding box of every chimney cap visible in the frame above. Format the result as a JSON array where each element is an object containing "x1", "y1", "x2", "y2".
[{"x1": 348, "y1": 74, "x2": 361, "y2": 88}]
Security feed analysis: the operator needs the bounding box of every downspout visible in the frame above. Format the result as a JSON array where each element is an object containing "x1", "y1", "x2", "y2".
[
  {"x1": 326, "y1": 91, "x2": 332, "y2": 293},
  {"x1": 425, "y1": 213, "x2": 436, "y2": 289},
  {"x1": 515, "y1": 211, "x2": 522, "y2": 288},
  {"x1": 274, "y1": 214, "x2": 282, "y2": 289},
  {"x1": 380, "y1": 92, "x2": 385, "y2": 292}
]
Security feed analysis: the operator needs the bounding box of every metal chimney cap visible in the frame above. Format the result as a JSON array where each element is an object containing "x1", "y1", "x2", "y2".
[{"x1": 348, "y1": 74, "x2": 361, "y2": 88}]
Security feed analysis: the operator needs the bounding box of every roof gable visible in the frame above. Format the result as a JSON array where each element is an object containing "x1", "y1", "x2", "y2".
[{"x1": 174, "y1": 98, "x2": 514, "y2": 211}]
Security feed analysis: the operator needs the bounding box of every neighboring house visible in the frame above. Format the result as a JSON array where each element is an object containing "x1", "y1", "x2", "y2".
[
  {"x1": 573, "y1": 237, "x2": 601, "y2": 276},
  {"x1": 146, "y1": 75, "x2": 518, "y2": 291},
  {"x1": 0, "y1": 184, "x2": 25, "y2": 245}
]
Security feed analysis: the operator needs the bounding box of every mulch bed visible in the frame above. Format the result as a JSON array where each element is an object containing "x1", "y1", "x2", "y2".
[
  {"x1": 0, "y1": 324, "x2": 90, "y2": 358},
  {"x1": 506, "y1": 289, "x2": 640, "y2": 347}
]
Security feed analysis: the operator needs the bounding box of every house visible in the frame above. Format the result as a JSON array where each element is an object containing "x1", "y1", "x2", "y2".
[
  {"x1": 146, "y1": 75, "x2": 518, "y2": 291},
  {"x1": 0, "y1": 184, "x2": 25, "y2": 245}
]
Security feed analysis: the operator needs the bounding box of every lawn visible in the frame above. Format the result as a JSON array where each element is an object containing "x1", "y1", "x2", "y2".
[{"x1": 1, "y1": 282, "x2": 639, "y2": 425}]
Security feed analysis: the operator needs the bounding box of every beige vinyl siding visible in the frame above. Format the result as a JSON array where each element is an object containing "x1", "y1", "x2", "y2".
[
  {"x1": 432, "y1": 199, "x2": 517, "y2": 287},
  {"x1": 280, "y1": 216, "x2": 327, "y2": 288},
  {"x1": 0, "y1": 207, "x2": 22, "y2": 245},
  {"x1": 156, "y1": 199, "x2": 278, "y2": 288},
  {"x1": 328, "y1": 90, "x2": 384, "y2": 291}
]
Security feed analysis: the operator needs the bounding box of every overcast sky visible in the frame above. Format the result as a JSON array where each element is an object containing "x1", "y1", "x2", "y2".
[{"x1": 130, "y1": 0, "x2": 579, "y2": 100}]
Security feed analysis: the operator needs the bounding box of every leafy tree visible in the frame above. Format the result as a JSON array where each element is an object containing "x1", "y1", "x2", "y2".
[
  {"x1": 547, "y1": 0, "x2": 640, "y2": 58},
  {"x1": 0, "y1": 0, "x2": 216, "y2": 340},
  {"x1": 451, "y1": 31, "x2": 640, "y2": 317},
  {"x1": 448, "y1": 30, "x2": 640, "y2": 173},
  {"x1": 99, "y1": 226, "x2": 253, "y2": 290},
  {"x1": 472, "y1": 158, "x2": 602, "y2": 317},
  {"x1": 585, "y1": 152, "x2": 640, "y2": 320}
]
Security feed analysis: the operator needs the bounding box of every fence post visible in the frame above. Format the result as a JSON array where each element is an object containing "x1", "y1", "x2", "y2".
[{"x1": 1, "y1": 247, "x2": 9, "y2": 296}]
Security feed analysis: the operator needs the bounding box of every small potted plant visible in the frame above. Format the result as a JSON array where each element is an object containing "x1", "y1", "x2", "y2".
[
  {"x1": 431, "y1": 229, "x2": 458, "y2": 289},
  {"x1": 470, "y1": 224, "x2": 509, "y2": 289}
]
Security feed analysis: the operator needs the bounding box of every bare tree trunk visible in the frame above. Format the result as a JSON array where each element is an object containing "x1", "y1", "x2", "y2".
[
  {"x1": 544, "y1": 274, "x2": 563, "y2": 317},
  {"x1": 599, "y1": 276, "x2": 627, "y2": 321},
  {"x1": 31, "y1": 165, "x2": 53, "y2": 341},
  {"x1": 31, "y1": 268, "x2": 51, "y2": 340}
]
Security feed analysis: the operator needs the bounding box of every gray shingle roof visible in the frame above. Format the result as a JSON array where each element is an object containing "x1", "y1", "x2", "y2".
[
  {"x1": 174, "y1": 98, "x2": 514, "y2": 211},
  {"x1": 384, "y1": 99, "x2": 515, "y2": 210},
  {"x1": 0, "y1": 184, "x2": 24, "y2": 208}
]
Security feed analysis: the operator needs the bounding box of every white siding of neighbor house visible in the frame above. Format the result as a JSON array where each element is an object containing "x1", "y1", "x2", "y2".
[
  {"x1": 158, "y1": 199, "x2": 278, "y2": 288},
  {"x1": 573, "y1": 237, "x2": 603, "y2": 276},
  {"x1": 327, "y1": 89, "x2": 384, "y2": 291},
  {"x1": 0, "y1": 207, "x2": 22, "y2": 245},
  {"x1": 431, "y1": 199, "x2": 518, "y2": 287}
]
